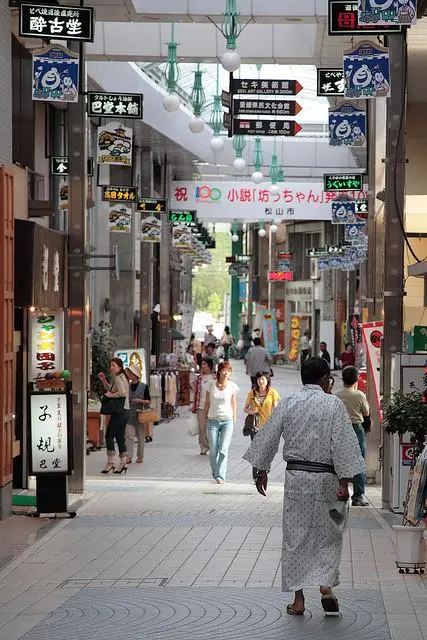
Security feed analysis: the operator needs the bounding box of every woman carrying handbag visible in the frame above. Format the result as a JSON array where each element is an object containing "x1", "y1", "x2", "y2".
[
  {"x1": 125, "y1": 364, "x2": 151, "y2": 464},
  {"x1": 98, "y1": 357, "x2": 130, "y2": 474}
]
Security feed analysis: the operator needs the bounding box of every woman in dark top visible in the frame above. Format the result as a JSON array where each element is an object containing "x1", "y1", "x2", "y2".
[
  {"x1": 320, "y1": 341, "x2": 331, "y2": 365},
  {"x1": 125, "y1": 364, "x2": 151, "y2": 463},
  {"x1": 340, "y1": 343, "x2": 356, "y2": 369}
]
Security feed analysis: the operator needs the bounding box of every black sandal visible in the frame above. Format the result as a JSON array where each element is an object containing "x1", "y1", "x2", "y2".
[{"x1": 321, "y1": 594, "x2": 339, "y2": 615}]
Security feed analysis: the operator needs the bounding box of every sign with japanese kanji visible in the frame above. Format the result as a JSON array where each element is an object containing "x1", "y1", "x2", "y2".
[
  {"x1": 102, "y1": 186, "x2": 137, "y2": 202},
  {"x1": 317, "y1": 69, "x2": 345, "y2": 96},
  {"x1": 355, "y1": 199, "x2": 369, "y2": 219},
  {"x1": 328, "y1": 0, "x2": 401, "y2": 34},
  {"x1": 324, "y1": 174, "x2": 365, "y2": 192},
  {"x1": 51, "y1": 157, "x2": 69, "y2": 175},
  {"x1": 344, "y1": 41, "x2": 391, "y2": 99},
  {"x1": 277, "y1": 252, "x2": 294, "y2": 261},
  {"x1": 358, "y1": 0, "x2": 417, "y2": 26},
  {"x1": 138, "y1": 198, "x2": 167, "y2": 213},
  {"x1": 232, "y1": 79, "x2": 303, "y2": 96},
  {"x1": 268, "y1": 271, "x2": 294, "y2": 282},
  {"x1": 329, "y1": 102, "x2": 366, "y2": 147},
  {"x1": 233, "y1": 99, "x2": 302, "y2": 117},
  {"x1": 332, "y1": 200, "x2": 357, "y2": 224},
  {"x1": 30, "y1": 392, "x2": 69, "y2": 474},
  {"x1": 108, "y1": 205, "x2": 132, "y2": 233},
  {"x1": 168, "y1": 210, "x2": 197, "y2": 224},
  {"x1": 88, "y1": 92, "x2": 143, "y2": 120},
  {"x1": 171, "y1": 181, "x2": 367, "y2": 222},
  {"x1": 97, "y1": 122, "x2": 133, "y2": 166},
  {"x1": 29, "y1": 312, "x2": 64, "y2": 381},
  {"x1": 20, "y1": 3, "x2": 94, "y2": 41},
  {"x1": 32, "y1": 45, "x2": 79, "y2": 103},
  {"x1": 232, "y1": 119, "x2": 302, "y2": 137}
]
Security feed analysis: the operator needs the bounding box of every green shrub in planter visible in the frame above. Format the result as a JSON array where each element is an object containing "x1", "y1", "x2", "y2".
[{"x1": 383, "y1": 390, "x2": 427, "y2": 456}]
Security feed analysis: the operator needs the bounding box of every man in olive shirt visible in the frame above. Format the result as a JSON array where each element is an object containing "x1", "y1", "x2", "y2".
[
  {"x1": 244, "y1": 338, "x2": 273, "y2": 387},
  {"x1": 335, "y1": 366, "x2": 370, "y2": 506}
]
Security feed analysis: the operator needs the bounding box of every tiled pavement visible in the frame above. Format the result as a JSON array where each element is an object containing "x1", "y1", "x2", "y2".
[{"x1": 0, "y1": 362, "x2": 426, "y2": 639}]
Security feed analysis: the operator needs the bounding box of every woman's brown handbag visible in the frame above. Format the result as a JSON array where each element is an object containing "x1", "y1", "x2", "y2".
[{"x1": 137, "y1": 408, "x2": 159, "y2": 424}]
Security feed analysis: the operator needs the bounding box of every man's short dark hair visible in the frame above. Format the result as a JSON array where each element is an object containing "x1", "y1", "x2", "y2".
[
  {"x1": 342, "y1": 365, "x2": 359, "y2": 386},
  {"x1": 301, "y1": 356, "x2": 330, "y2": 385},
  {"x1": 253, "y1": 337, "x2": 262, "y2": 346}
]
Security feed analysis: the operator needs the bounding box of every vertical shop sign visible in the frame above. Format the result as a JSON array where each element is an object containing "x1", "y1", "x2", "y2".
[
  {"x1": 30, "y1": 393, "x2": 69, "y2": 474},
  {"x1": 263, "y1": 309, "x2": 279, "y2": 355},
  {"x1": 108, "y1": 205, "x2": 132, "y2": 233},
  {"x1": 344, "y1": 41, "x2": 391, "y2": 99},
  {"x1": 288, "y1": 316, "x2": 301, "y2": 361},
  {"x1": 358, "y1": 0, "x2": 417, "y2": 26},
  {"x1": 29, "y1": 312, "x2": 64, "y2": 380},
  {"x1": 328, "y1": 102, "x2": 366, "y2": 147},
  {"x1": 362, "y1": 321, "x2": 383, "y2": 420},
  {"x1": 96, "y1": 122, "x2": 133, "y2": 166},
  {"x1": 32, "y1": 45, "x2": 79, "y2": 103}
]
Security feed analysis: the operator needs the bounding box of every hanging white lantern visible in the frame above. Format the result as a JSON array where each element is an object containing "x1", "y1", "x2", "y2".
[
  {"x1": 258, "y1": 228, "x2": 266, "y2": 237},
  {"x1": 163, "y1": 93, "x2": 181, "y2": 112},
  {"x1": 270, "y1": 224, "x2": 278, "y2": 233},
  {"x1": 231, "y1": 233, "x2": 239, "y2": 242},
  {"x1": 251, "y1": 170, "x2": 264, "y2": 184},
  {"x1": 220, "y1": 49, "x2": 241, "y2": 73},
  {"x1": 210, "y1": 137, "x2": 225, "y2": 152},
  {"x1": 269, "y1": 183, "x2": 280, "y2": 195},
  {"x1": 233, "y1": 157, "x2": 246, "y2": 171},
  {"x1": 189, "y1": 117, "x2": 205, "y2": 134}
]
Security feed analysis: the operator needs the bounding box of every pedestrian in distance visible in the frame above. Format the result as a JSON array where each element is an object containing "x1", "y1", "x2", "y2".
[
  {"x1": 340, "y1": 343, "x2": 356, "y2": 369},
  {"x1": 124, "y1": 364, "x2": 151, "y2": 464},
  {"x1": 192, "y1": 358, "x2": 215, "y2": 455},
  {"x1": 299, "y1": 330, "x2": 311, "y2": 364},
  {"x1": 244, "y1": 337, "x2": 273, "y2": 387},
  {"x1": 203, "y1": 361, "x2": 239, "y2": 484},
  {"x1": 243, "y1": 357, "x2": 364, "y2": 616},
  {"x1": 221, "y1": 326, "x2": 234, "y2": 362},
  {"x1": 320, "y1": 341, "x2": 331, "y2": 365}
]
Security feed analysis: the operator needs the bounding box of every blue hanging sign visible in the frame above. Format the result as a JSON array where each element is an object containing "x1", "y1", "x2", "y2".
[
  {"x1": 345, "y1": 222, "x2": 367, "y2": 244},
  {"x1": 343, "y1": 41, "x2": 390, "y2": 99},
  {"x1": 32, "y1": 45, "x2": 79, "y2": 103},
  {"x1": 329, "y1": 102, "x2": 366, "y2": 147},
  {"x1": 318, "y1": 258, "x2": 331, "y2": 271},
  {"x1": 358, "y1": 0, "x2": 417, "y2": 26},
  {"x1": 329, "y1": 257, "x2": 345, "y2": 269},
  {"x1": 332, "y1": 200, "x2": 357, "y2": 223}
]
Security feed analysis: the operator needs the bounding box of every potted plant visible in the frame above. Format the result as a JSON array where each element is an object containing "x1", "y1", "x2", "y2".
[
  {"x1": 87, "y1": 322, "x2": 116, "y2": 450},
  {"x1": 383, "y1": 388, "x2": 427, "y2": 573}
]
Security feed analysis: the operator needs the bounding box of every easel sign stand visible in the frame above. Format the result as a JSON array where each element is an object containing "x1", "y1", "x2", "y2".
[{"x1": 29, "y1": 379, "x2": 76, "y2": 518}]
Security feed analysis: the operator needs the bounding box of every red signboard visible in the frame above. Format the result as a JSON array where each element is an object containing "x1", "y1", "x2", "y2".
[
  {"x1": 277, "y1": 251, "x2": 293, "y2": 261},
  {"x1": 268, "y1": 271, "x2": 294, "y2": 282}
]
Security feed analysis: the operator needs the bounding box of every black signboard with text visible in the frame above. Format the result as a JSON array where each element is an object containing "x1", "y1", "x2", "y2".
[
  {"x1": 137, "y1": 198, "x2": 167, "y2": 213},
  {"x1": 233, "y1": 99, "x2": 302, "y2": 117},
  {"x1": 51, "y1": 157, "x2": 69, "y2": 175},
  {"x1": 169, "y1": 210, "x2": 197, "y2": 224},
  {"x1": 232, "y1": 119, "x2": 302, "y2": 137},
  {"x1": 355, "y1": 199, "x2": 369, "y2": 219},
  {"x1": 19, "y1": 3, "x2": 94, "y2": 41},
  {"x1": 324, "y1": 174, "x2": 365, "y2": 192},
  {"x1": 102, "y1": 186, "x2": 137, "y2": 202},
  {"x1": 328, "y1": 0, "x2": 401, "y2": 35},
  {"x1": 317, "y1": 69, "x2": 345, "y2": 96},
  {"x1": 232, "y1": 78, "x2": 303, "y2": 96},
  {"x1": 87, "y1": 92, "x2": 143, "y2": 120}
]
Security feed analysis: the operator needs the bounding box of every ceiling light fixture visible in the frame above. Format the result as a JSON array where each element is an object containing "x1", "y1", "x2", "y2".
[
  {"x1": 189, "y1": 63, "x2": 206, "y2": 134},
  {"x1": 163, "y1": 24, "x2": 181, "y2": 112}
]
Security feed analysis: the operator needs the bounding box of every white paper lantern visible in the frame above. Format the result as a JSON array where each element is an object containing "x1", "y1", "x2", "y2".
[
  {"x1": 270, "y1": 183, "x2": 280, "y2": 195},
  {"x1": 258, "y1": 228, "x2": 266, "y2": 237},
  {"x1": 233, "y1": 157, "x2": 246, "y2": 171},
  {"x1": 231, "y1": 233, "x2": 239, "y2": 242},
  {"x1": 221, "y1": 49, "x2": 241, "y2": 73},
  {"x1": 163, "y1": 93, "x2": 181, "y2": 112},
  {"x1": 210, "y1": 136, "x2": 225, "y2": 152},
  {"x1": 189, "y1": 117, "x2": 205, "y2": 134},
  {"x1": 270, "y1": 224, "x2": 278, "y2": 233},
  {"x1": 251, "y1": 170, "x2": 264, "y2": 184}
]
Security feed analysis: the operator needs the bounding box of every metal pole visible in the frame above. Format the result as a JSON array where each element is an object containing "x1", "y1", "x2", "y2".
[
  {"x1": 139, "y1": 148, "x2": 154, "y2": 362},
  {"x1": 67, "y1": 40, "x2": 88, "y2": 493},
  {"x1": 247, "y1": 225, "x2": 253, "y2": 328},
  {"x1": 267, "y1": 224, "x2": 276, "y2": 309},
  {"x1": 159, "y1": 155, "x2": 171, "y2": 355},
  {"x1": 381, "y1": 32, "x2": 407, "y2": 507}
]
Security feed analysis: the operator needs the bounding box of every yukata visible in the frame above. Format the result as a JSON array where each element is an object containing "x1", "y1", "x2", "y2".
[{"x1": 243, "y1": 385, "x2": 364, "y2": 592}]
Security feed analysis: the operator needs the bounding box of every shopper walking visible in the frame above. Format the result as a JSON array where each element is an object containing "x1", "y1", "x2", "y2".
[
  {"x1": 244, "y1": 371, "x2": 280, "y2": 480},
  {"x1": 125, "y1": 364, "x2": 151, "y2": 464},
  {"x1": 299, "y1": 330, "x2": 311, "y2": 364},
  {"x1": 221, "y1": 326, "x2": 234, "y2": 362},
  {"x1": 339, "y1": 343, "x2": 355, "y2": 369},
  {"x1": 240, "y1": 324, "x2": 253, "y2": 358},
  {"x1": 245, "y1": 337, "x2": 273, "y2": 387},
  {"x1": 99, "y1": 357, "x2": 130, "y2": 474},
  {"x1": 335, "y1": 365, "x2": 370, "y2": 506},
  {"x1": 203, "y1": 361, "x2": 239, "y2": 483},
  {"x1": 243, "y1": 357, "x2": 364, "y2": 616},
  {"x1": 192, "y1": 358, "x2": 215, "y2": 455}
]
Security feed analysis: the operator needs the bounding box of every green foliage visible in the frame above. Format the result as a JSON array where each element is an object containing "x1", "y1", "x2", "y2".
[
  {"x1": 90, "y1": 322, "x2": 117, "y2": 400},
  {"x1": 207, "y1": 293, "x2": 222, "y2": 320},
  {"x1": 383, "y1": 390, "x2": 427, "y2": 453},
  {"x1": 192, "y1": 231, "x2": 231, "y2": 314}
]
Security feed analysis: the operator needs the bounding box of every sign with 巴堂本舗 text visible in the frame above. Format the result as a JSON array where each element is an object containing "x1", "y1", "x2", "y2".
[{"x1": 170, "y1": 181, "x2": 367, "y2": 221}]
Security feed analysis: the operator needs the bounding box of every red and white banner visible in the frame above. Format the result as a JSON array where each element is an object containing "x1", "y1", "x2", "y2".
[{"x1": 361, "y1": 321, "x2": 383, "y2": 422}]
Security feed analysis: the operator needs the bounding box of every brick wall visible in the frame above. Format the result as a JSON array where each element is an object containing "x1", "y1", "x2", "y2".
[{"x1": 0, "y1": 3, "x2": 12, "y2": 166}]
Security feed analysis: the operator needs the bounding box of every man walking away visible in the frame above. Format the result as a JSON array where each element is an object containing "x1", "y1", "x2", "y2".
[
  {"x1": 245, "y1": 337, "x2": 273, "y2": 387},
  {"x1": 335, "y1": 366, "x2": 370, "y2": 507}
]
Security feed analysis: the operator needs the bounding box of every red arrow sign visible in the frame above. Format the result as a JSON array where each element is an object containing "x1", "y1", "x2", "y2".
[{"x1": 295, "y1": 80, "x2": 303, "y2": 95}]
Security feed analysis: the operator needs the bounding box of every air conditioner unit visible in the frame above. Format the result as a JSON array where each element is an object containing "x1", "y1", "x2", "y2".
[{"x1": 310, "y1": 258, "x2": 320, "y2": 280}]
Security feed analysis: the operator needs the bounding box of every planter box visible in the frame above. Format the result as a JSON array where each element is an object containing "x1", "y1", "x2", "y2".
[
  {"x1": 393, "y1": 525, "x2": 426, "y2": 573},
  {"x1": 88, "y1": 411, "x2": 103, "y2": 450}
]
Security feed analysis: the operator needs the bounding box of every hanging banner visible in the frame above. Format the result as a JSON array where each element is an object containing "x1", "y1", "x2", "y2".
[
  {"x1": 344, "y1": 41, "x2": 391, "y2": 99},
  {"x1": 362, "y1": 321, "x2": 384, "y2": 421},
  {"x1": 114, "y1": 349, "x2": 147, "y2": 384},
  {"x1": 141, "y1": 216, "x2": 161, "y2": 242},
  {"x1": 29, "y1": 312, "x2": 64, "y2": 381},
  {"x1": 332, "y1": 199, "x2": 357, "y2": 224},
  {"x1": 97, "y1": 122, "x2": 133, "y2": 166},
  {"x1": 172, "y1": 225, "x2": 193, "y2": 250},
  {"x1": 358, "y1": 0, "x2": 417, "y2": 26},
  {"x1": 58, "y1": 178, "x2": 68, "y2": 211},
  {"x1": 328, "y1": 102, "x2": 366, "y2": 147},
  {"x1": 20, "y1": 3, "x2": 94, "y2": 41},
  {"x1": 108, "y1": 205, "x2": 131, "y2": 233},
  {"x1": 345, "y1": 222, "x2": 367, "y2": 244},
  {"x1": 329, "y1": 257, "x2": 345, "y2": 269},
  {"x1": 88, "y1": 92, "x2": 143, "y2": 119},
  {"x1": 263, "y1": 309, "x2": 279, "y2": 356},
  {"x1": 32, "y1": 45, "x2": 79, "y2": 103},
  {"x1": 317, "y1": 258, "x2": 331, "y2": 271},
  {"x1": 288, "y1": 316, "x2": 301, "y2": 361}
]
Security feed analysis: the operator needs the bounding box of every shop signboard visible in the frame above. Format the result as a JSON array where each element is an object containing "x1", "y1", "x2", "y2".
[
  {"x1": 96, "y1": 122, "x2": 133, "y2": 167},
  {"x1": 362, "y1": 321, "x2": 383, "y2": 420},
  {"x1": 343, "y1": 41, "x2": 391, "y2": 99},
  {"x1": 355, "y1": 199, "x2": 369, "y2": 219},
  {"x1": 32, "y1": 45, "x2": 79, "y2": 103},
  {"x1": 114, "y1": 349, "x2": 147, "y2": 384},
  {"x1": 401, "y1": 444, "x2": 416, "y2": 467},
  {"x1": 29, "y1": 391, "x2": 71, "y2": 475},
  {"x1": 19, "y1": 3, "x2": 94, "y2": 41},
  {"x1": 268, "y1": 271, "x2": 293, "y2": 281},
  {"x1": 413, "y1": 326, "x2": 427, "y2": 353},
  {"x1": 108, "y1": 205, "x2": 132, "y2": 233},
  {"x1": 328, "y1": 102, "x2": 366, "y2": 147},
  {"x1": 328, "y1": 0, "x2": 401, "y2": 34},
  {"x1": 288, "y1": 316, "x2": 301, "y2": 362},
  {"x1": 317, "y1": 258, "x2": 331, "y2": 270},
  {"x1": 87, "y1": 92, "x2": 143, "y2": 119},
  {"x1": 332, "y1": 199, "x2": 357, "y2": 224},
  {"x1": 29, "y1": 312, "x2": 64, "y2": 381},
  {"x1": 172, "y1": 226, "x2": 193, "y2": 250},
  {"x1": 232, "y1": 79, "x2": 303, "y2": 96},
  {"x1": 232, "y1": 119, "x2": 302, "y2": 137},
  {"x1": 345, "y1": 222, "x2": 367, "y2": 244},
  {"x1": 138, "y1": 198, "x2": 167, "y2": 213},
  {"x1": 263, "y1": 309, "x2": 279, "y2": 355},
  {"x1": 168, "y1": 210, "x2": 197, "y2": 224},
  {"x1": 317, "y1": 68, "x2": 345, "y2": 96},
  {"x1": 102, "y1": 186, "x2": 137, "y2": 202},
  {"x1": 141, "y1": 216, "x2": 161, "y2": 242},
  {"x1": 233, "y1": 99, "x2": 302, "y2": 117},
  {"x1": 51, "y1": 157, "x2": 69, "y2": 175},
  {"x1": 358, "y1": 0, "x2": 417, "y2": 26},
  {"x1": 324, "y1": 174, "x2": 365, "y2": 192}
]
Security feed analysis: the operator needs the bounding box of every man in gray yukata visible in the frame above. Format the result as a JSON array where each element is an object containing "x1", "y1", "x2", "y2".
[{"x1": 243, "y1": 357, "x2": 364, "y2": 616}]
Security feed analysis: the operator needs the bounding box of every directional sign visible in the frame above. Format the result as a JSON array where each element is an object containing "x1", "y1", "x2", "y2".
[
  {"x1": 137, "y1": 198, "x2": 167, "y2": 213},
  {"x1": 233, "y1": 119, "x2": 302, "y2": 137},
  {"x1": 102, "y1": 186, "x2": 137, "y2": 202},
  {"x1": 317, "y1": 69, "x2": 345, "y2": 96},
  {"x1": 51, "y1": 156, "x2": 69, "y2": 175},
  {"x1": 168, "y1": 210, "x2": 197, "y2": 224},
  {"x1": 221, "y1": 90, "x2": 231, "y2": 109},
  {"x1": 324, "y1": 173, "x2": 365, "y2": 192},
  {"x1": 19, "y1": 3, "x2": 94, "y2": 41},
  {"x1": 307, "y1": 245, "x2": 345, "y2": 257},
  {"x1": 233, "y1": 99, "x2": 302, "y2": 117},
  {"x1": 232, "y1": 79, "x2": 303, "y2": 96},
  {"x1": 88, "y1": 92, "x2": 143, "y2": 120},
  {"x1": 328, "y1": 0, "x2": 401, "y2": 35}
]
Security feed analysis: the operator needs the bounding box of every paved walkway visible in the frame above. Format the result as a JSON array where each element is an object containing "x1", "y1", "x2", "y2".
[{"x1": 0, "y1": 362, "x2": 426, "y2": 639}]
